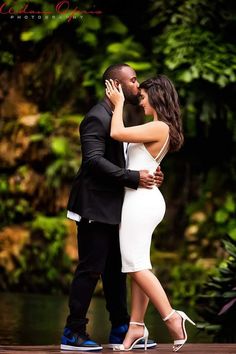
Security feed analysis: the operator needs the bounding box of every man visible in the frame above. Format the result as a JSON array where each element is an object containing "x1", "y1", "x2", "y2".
[{"x1": 61, "y1": 64, "x2": 164, "y2": 351}]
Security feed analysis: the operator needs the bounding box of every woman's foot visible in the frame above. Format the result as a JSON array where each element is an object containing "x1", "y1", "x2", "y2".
[
  {"x1": 164, "y1": 311, "x2": 185, "y2": 343},
  {"x1": 163, "y1": 309, "x2": 196, "y2": 352},
  {"x1": 122, "y1": 323, "x2": 145, "y2": 349},
  {"x1": 113, "y1": 322, "x2": 149, "y2": 351}
]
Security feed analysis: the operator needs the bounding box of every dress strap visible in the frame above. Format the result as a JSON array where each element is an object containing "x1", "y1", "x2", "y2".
[{"x1": 155, "y1": 135, "x2": 169, "y2": 163}]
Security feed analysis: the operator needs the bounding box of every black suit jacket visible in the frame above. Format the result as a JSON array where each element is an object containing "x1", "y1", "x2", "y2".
[{"x1": 67, "y1": 100, "x2": 139, "y2": 224}]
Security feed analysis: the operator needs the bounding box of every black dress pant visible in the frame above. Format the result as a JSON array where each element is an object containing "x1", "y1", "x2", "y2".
[{"x1": 66, "y1": 218, "x2": 129, "y2": 334}]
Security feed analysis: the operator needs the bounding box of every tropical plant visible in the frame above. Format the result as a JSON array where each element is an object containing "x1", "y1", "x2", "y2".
[
  {"x1": 12, "y1": 214, "x2": 73, "y2": 293},
  {"x1": 196, "y1": 195, "x2": 236, "y2": 342}
]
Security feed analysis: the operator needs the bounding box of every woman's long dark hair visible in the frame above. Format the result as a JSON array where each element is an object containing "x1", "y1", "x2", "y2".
[{"x1": 139, "y1": 75, "x2": 184, "y2": 152}]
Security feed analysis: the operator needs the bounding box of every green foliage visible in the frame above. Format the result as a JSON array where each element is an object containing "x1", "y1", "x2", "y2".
[
  {"x1": 38, "y1": 113, "x2": 54, "y2": 134},
  {"x1": 103, "y1": 16, "x2": 128, "y2": 35},
  {"x1": 31, "y1": 214, "x2": 66, "y2": 242},
  {"x1": 50, "y1": 137, "x2": 71, "y2": 157},
  {"x1": 169, "y1": 262, "x2": 210, "y2": 306},
  {"x1": 1, "y1": 0, "x2": 236, "y2": 301},
  {"x1": 10, "y1": 215, "x2": 73, "y2": 293},
  {"x1": 197, "y1": 234, "x2": 236, "y2": 342},
  {"x1": 46, "y1": 134, "x2": 81, "y2": 187},
  {"x1": 185, "y1": 194, "x2": 236, "y2": 341},
  {"x1": 160, "y1": 28, "x2": 236, "y2": 87},
  {"x1": 21, "y1": 17, "x2": 66, "y2": 42},
  {"x1": 0, "y1": 195, "x2": 33, "y2": 228},
  {"x1": 3, "y1": 1, "x2": 152, "y2": 110},
  {"x1": 0, "y1": 51, "x2": 14, "y2": 66},
  {"x1": 78, "y1": 20, "x2": 152, "y2": 99},
  {"x1": 0, "y1": 175, "x2": 8, "y2": 195},
  {"x1": 185, "y1": 193, "x2": 236, "y2": 260},
  {"x1": 148, "y1": 0, "x2": 236, "y2": 137},
  {"x1": 151, "y1": 249, "x2": 209, "y2": 307},
  {"x1": 214, "y1": 195, "x2": 236, "y2": 240},
  {"x1": 0, "y1": 111, "x2": 82, "y2": 229}
]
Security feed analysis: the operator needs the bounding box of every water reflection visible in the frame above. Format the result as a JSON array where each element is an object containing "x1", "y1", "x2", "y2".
[{"x1": 0, "y1": 292, "x2": 211, "y2": 345}]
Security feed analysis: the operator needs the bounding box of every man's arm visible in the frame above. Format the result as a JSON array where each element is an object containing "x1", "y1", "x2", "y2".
[
  {"x1": 81, "y1": 115, "x2": 140, "y2": 189},
  {"x1": 81, "y1": 116, "x2": 155, "y2": 189}
]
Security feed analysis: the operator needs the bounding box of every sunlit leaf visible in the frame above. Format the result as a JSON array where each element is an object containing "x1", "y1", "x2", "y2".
[
  {"x1": 215, "y1": 210, "x2": 228, "y2": 223},
  {"x1": 228, "y1": 228, "x2": 236, "y2": 241}
]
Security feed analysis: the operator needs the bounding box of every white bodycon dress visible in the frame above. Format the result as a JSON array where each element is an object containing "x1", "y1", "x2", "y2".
[{"x1": 120, "y1": 137, "x2": 169, "y2": 273}]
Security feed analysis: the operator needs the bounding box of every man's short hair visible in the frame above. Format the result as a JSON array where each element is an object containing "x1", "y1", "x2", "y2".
[{"x1": 102, "y1": 63, "x2": 130, "y2": 85}]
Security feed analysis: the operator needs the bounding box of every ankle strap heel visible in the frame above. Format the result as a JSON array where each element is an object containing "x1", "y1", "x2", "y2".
[
  {"x1": 162, "y1": 309, "x2": 176, "y2": 322},
  {"x1": 162, "y1": 309, "x2": 196, "y2": 352},
  {"x1": 113, "y1": 322, "x2": 149, "y2": 351}
]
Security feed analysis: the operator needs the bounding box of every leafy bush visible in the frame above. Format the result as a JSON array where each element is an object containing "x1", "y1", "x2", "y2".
[
  {"x1": 197, "y1": 234, "x2": 236, "y2": 342},
  {"x1": 7, "y1": 215, "x2": 74, "y2": 293},
  {"x1": 196, "y1": 196, "x2": 236, "y2": 342},
  {"x1": 169, "y1": 262, "x2": 210, "y2": 307}
]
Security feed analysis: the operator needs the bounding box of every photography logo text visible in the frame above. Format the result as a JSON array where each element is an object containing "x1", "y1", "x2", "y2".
[{"x1": 0, "y1": 0, "x2": 102, "y2": 22}]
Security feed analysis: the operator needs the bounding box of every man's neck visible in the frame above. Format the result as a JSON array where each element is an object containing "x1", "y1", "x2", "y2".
[{"x1": 103, "y1": 96, "x2": 114, "y2": 111}]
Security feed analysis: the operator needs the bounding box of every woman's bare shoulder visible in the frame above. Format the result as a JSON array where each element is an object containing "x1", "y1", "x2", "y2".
[{"x1": 147, "y1": 120, "x2": 169, "y2": 132}]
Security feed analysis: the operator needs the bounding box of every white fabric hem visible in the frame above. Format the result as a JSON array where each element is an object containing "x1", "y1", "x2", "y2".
[{"x1": 121, "y1": 265, "x2": 152, "y2": 273}]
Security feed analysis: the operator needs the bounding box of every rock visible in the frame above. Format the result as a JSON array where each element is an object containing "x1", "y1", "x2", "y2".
[
  {"x1": 1, "y1": 87, "x2": 38, "y2": 119},
  {"x1": 0, "y1": 225, "x2": 30, "y2": 272},
  {"x1": 19, "y1": 114, "x2": 40, "y2": 127},
  {"x1": 0, "y1": 129, "x2": 31, "y2": 166},
  {"x1": 9, "y1": 166, "x2": 44, "y2": 196}
]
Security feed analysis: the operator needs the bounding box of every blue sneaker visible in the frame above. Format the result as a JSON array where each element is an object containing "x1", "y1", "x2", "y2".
[
  {"x1": 61, "y1": 328, "x2": 103, "y2": 351},
  {"x1": 108, "y1": 324, "x2": 157, "y2": 349}
]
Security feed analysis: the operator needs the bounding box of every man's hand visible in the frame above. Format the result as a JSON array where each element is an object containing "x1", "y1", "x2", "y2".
[
  {"x1": 154, "y1": 166, "x2": 164, "y2": 187},
  {"x1": 139, "y1": 170, "x2": 155, "y2": 189}
]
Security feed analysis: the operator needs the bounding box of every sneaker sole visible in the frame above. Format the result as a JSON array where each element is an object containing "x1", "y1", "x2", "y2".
[
  {"x1": 106, "y1": 342, "x2": 157, "y2": 349},
  {"x1": 61, "y1": 344, "x2": 103, "y2": 351}
]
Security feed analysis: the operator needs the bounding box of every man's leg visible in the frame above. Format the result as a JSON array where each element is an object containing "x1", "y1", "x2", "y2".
[
  {"x1": 102, "y1": 229, "x2": 130, "y2": 347},
  {"x1": 62, "y1": 219, "x2": 113, "y2": 351},
  {"x1": 102, "y1": 228, "x2": 129, "y2": 328}
]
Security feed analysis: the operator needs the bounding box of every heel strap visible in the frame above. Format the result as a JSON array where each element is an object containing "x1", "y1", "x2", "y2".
[
  {"x1": 162, "y1": 309, "x2": 176, "y2": 322},
  {"x1": 129, "y1": 321, "x2": 144, "y2": 326}
]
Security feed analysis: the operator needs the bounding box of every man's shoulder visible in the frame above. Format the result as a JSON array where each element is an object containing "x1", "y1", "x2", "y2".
[
  {"x1": 80, "y1": 101, "x2": 111, "y2": 130},
  {"x1": 86, "y1": 100, "x2": 112, "y2": 119}
]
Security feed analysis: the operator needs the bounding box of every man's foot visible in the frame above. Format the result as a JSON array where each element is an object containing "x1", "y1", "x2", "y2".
[
  {"x1": 61, "y1": 328, "x2": 103, "y2": 351},
  {"x1": 108, "y1": 324, "x2": 157, "y2": 349}
]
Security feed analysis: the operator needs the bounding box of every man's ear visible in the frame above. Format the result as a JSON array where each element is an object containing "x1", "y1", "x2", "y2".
[{"x1": 114, "y1": 79, "x2": 120, "y2": 88}]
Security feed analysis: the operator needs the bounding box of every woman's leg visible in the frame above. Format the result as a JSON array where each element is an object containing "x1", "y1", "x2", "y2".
[
  {"x1": 130, "y1": 278, "x2": 149, "y2": 322},
  {"x1": 130, "y1": 270, "x2": 184, "y2": 342},
  {"x1": 122, "y1": 278, "x2": 149, "y2": 348}
]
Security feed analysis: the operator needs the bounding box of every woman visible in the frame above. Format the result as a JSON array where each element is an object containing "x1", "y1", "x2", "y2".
[{"x1": 105, "y1": 75, "x2": 195, "y2": 352}]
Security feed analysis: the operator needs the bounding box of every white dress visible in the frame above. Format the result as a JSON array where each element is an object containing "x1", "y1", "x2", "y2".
[{"x1": 120, "y1": 137, "x2": 169, "y2": 273}]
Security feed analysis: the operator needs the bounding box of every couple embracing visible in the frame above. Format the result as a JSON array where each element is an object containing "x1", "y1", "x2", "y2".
[{"x1": 61, "y1": 64, "x2": 195, "y2": 352}]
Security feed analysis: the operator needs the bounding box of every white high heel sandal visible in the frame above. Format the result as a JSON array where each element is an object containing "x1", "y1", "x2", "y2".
[
  {"x1": 113, "y1": 321, "x2": 149, "y2": 351},
  {"x1": 163, "y1": 309, "x2": 196, "y2": 352}
]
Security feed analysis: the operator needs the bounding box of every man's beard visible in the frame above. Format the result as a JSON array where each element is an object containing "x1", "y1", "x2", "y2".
[{"x1": 123, "y1": 88, "x2": 140, "y2": 105}]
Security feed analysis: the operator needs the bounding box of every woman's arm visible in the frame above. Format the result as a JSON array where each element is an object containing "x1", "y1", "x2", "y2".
[{"x1": 106, "y1": 79, "x2": 169, "y2": 143}]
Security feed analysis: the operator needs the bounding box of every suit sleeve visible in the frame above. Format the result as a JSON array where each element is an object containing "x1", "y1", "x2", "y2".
[{"x1": 80, "y1": 115, "x2": 139, "y2": 189}]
